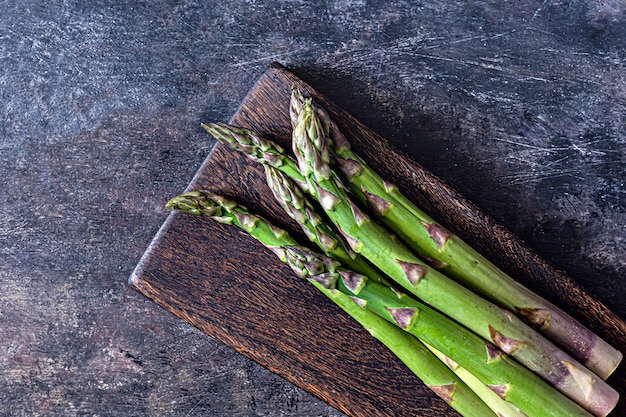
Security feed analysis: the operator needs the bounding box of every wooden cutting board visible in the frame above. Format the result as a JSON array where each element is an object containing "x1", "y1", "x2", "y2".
[{"x1": 130, "y1": 63, "x2": 626, "y2": 417}]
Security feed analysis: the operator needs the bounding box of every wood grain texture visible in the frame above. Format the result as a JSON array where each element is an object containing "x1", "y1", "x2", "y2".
[{"x1": 130, "y1": 63, "x2": 626, "y2": 417}]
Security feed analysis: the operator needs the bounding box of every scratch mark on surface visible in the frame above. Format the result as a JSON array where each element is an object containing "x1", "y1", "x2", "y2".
[
  {"x1": 531, "y1": 0, "x2": 550, "y2": 22},
  {"x1": 424, "y1": 31, "x2": 515, "y2": 50},
  {"x1": 493, "y1": 136, "x2": 560, "y2": 153},
  {"x1": 571, "y1": 142, "x2": 608, "y2": 156},
  {"x1": 517, "y1": 75, "x2": 552, "y2": 82},
  {"x1": 230, "y1": 47, "x2": 311, "y2": 68},
  {"x1": 503, "y1": 168, "x2": 586, "y2": 185}
]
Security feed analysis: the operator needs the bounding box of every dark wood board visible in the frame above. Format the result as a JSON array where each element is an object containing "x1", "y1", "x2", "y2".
[{"x1": 130, "y1": 63, "x2": 626, "y2": 417}]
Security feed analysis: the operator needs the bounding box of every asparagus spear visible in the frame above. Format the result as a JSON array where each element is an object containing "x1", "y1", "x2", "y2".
[
  {"x1": 203, "y1": 122, "x2": 308, "y2": 189},
  {"x1": 166, "y1": 191, "x2": 496, "y2": 417},
  {"x1": 166, "y1": 191, "x2": 593, "y2": 417},
  {"x1": 317, "y1": 284, "x2": 498, "y2": 417},
  {"x1": 265, "y1": 165, "x2": 527, "y2": 417},
  {"x1": 423, "y1": 341, "x2": 528, "y2": 417},
  {"x1": 290, "y1": 88, "x2": 622, "y2": 380},
  {"x1": 201, "y1": 120, "x2": 618, "y2": 415},
  {"x1": 289, "y1": 99, "x2": 618, "y2": 416},
  {"x1": 264, "y1": 164, "x2": 389, "y2": 286}
]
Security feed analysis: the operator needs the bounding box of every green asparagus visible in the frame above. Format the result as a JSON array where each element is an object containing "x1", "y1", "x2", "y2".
[
  {"x1": 265, "y1": 165, "x2": 527, "y2": 417},
  {"x1": 201, "y1": 119, "x2": 618, "y2": 416},
  {"x1": 166, "y1": 191, "x2": 593, "y2": 417},
  {"x1": 290, "y1": 87, "x2": 622, "y2": 380},
  {"x1": 166, "y1": 191, "x2": 497, "y2": 417},
  {"x1": 424, "y1": 341, "x2": 528, "y2": 417},
  {"x1": 264, "y1": 164, "x2": 389, "y2": 285},
  {"x1": 290, "y1": 99, "x2": 618, "y2": 416}
]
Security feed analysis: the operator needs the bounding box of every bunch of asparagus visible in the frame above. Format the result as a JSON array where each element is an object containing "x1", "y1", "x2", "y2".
[{"x1": 167, "y1": 88, "x2": 622, "y2": 417}]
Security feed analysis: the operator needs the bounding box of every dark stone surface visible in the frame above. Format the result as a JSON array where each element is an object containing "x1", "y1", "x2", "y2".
[{"x1": 1, "y1": 1, "x2": 624, "y2": 416}]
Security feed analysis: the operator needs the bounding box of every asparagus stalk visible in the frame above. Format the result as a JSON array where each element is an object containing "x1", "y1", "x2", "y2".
[
  {"x1": 266, "y1": 165, "x2": 528, "y2": 417},
  {"x1": 266, "y1": 165, "x2": 527, "y2": 417},
  {"x1": 317, "y1": 284, "x2": 498, "y2": 417},
  {"x1": 166, "y1": 191, "x2": 593, "y2": 417},
  {"x1": 201, "y1": 120, "x2": 618, "y2": 415},
  {"x1": 424, "y1": 342, "x2": 528, "y2": 417},
  {"x1": 290, "y1": 88, "x2": 622, "y2": 380},
  {"x1": 166, "y1": 191, "x2": 497, "y2": 417},
  {"x1": 264, "y1": 164, "x2": 389, "y2": 286},
  {"x1": 203, "y1": 122, "x2": 308, "y2": 189},
  {"x1": 289, "y1": 99, "x2": 618, "y2": 416}
]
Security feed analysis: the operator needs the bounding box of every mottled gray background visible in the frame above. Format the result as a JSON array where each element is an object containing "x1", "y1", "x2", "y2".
[{"x1": 1, "y1": 1, "x2": 624, "y2": 416}]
